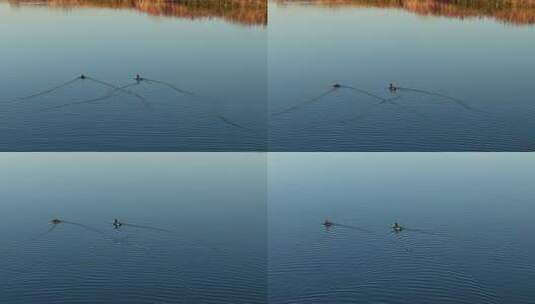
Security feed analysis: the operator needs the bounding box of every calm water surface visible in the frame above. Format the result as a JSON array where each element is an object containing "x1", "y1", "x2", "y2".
[
  {"x1": 0, "y1": 153, "x2": 267, "y2": 303},
  {"x1": 269, "y1": 153, "x2": 535, "y2": 303},
  {"x1": 269, "y1": 1, "x2": 535, "y2": 151},
  {"x1": 0, "y1": 1, "x2": 267, "y2": 151}
]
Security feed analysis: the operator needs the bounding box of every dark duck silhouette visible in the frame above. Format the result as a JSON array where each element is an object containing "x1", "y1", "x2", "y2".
[
  {"x1": 392, "y1": 222, "x2": 403, "y2": 232},
  {"x1": 113, "y1": 218, "x2": 123, "y2": 228},
  {"x1": 50, "y1": 218, "x2": 62, "y2": 225}
]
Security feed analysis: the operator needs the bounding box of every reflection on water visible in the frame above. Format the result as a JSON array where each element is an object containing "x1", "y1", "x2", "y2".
[
  {"x1": 269, "y1": 0, "x2": 535, "y2": 151},
  {"x1": 5, "y1": 74, "x2": 254, "y2": 132},
  {"x1": 276, "y1": 0, "x2": 535, "y2": 25},
  {"x1": 0, "y1": 0, "x2": 266, "y2": 151},
  {"x1": 269, "y1": 153, "x2": 535, "y2": 303},
  {"x1": 9, "y1": 0, "x2": 267, "y2": 26},
  {"x1": 0, "y1": 153, "x2": 267, "y2": 303}
]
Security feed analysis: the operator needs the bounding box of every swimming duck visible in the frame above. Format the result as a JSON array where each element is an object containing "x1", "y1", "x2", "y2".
[
  {"x1": 333, "y1": 83, "x2": 342, "y2": 89},
  {"x1": 80, "y1": 74, "x2": 87, "y2": 80},
  {"x1": 323, "y1": 219, "x2": 334, "y2": 227},
  {"x1": 113, "y1": 218, "x2": 123, "y2": 228},
  {"x1": 50, "y1": 218, "x2": 62, "y2": 224},
  {"x1": 392, "y1": 222, "x2": 403, "y2": 232}
]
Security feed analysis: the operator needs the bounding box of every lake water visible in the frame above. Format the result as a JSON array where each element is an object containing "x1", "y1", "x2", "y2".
[
  {"x1": 2, "y1": 152, "x2": 534, "y2": 303},
  {"x1": 268, "y1": 153, "x2": 535, "y2": 303},
  {"x1": 0, "y1": 153, "x2": 267, "y2": 303},
  {"x1": 268, "y1": 1, "x2": 535, "y2": 151},
  {"x1": 4, "y1": 0, "x2": 535, "y2": 152},
  {"x1": 0, "y1": 0, "x2": 267, "y2": 151}
]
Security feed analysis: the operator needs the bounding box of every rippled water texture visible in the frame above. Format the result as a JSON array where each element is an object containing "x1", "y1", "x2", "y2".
[
  {"x1": 0, "y1": 0, "x2": 267, "y2": 151},
  {"x1": 0, "y1": 153, "x2": 267, "y2": 303},
  {"x1": 269, "y1": 0, "x2": 535, "y2": 151},
  {"x1": 269, "y1": 153, "x2": 535, "y2": 303}
]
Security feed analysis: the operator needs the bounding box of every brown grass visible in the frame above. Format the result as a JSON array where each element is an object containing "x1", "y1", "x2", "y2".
[
  {"x1": 9, "y1": 0, "x2": 267, "y2": 26},
  {"x1": 276, "y1": 0, "x2": 535, "y2": 25}
]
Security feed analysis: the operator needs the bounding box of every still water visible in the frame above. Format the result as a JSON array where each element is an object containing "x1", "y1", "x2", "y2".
[
  {"x1": 0, "y1": 0, "x2": 267, "y2": 151},
  {"x1": 0, "y1": 153, "x2": 267, "y2": 303},
  {"x1": 269, "y1": 1, "x2": 535, "y2": 151},
  {"x1": 3, "y1": 0, "x2": 535, "y2": 152},
  {"x1": 269, "y1": 153, "x2": 535, "y2": 303}
]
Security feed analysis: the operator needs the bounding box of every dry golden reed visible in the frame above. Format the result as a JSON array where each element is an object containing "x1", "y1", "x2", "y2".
[
  {"x1": 9, "y1": 0, "x2": 267, "y2": 26},
  {"x1": 277, "y1": 0, "x2": 535, "y2": 25}
]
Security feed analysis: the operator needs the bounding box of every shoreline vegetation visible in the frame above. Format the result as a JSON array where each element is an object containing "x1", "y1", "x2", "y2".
[
  {"x1": 8, "y1": 0, "x2": 267, "y2": 26},
  {"x1": 276, "y1": 0, "x2": 535, "y2": 25}
]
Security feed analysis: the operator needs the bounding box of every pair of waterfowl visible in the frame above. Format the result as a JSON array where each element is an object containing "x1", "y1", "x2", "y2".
[
  {"x1": 50, "y1": 218, "x2": 123, "y2": 228},
  {"x1": 322, "y1": 219, "x2": 403, "y2": 232},
  {"x1": 77, "y1": 74, "x2": 143, "y2": 82},
  {"x1": 331, "y1": 83, "x2": 398, "y2": 92}
]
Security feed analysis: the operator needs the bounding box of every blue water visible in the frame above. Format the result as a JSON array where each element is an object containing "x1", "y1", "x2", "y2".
[
  {"x1": 0, "y1": 1, "x2": 267, "y2": 151},
  {"x1": 2, "y1": 152, "x2": 535, "y2": 303},
  {"x1": 0, "y1": 153, "x2": 267, "y2": 303},
  {"x1": 268, "y1": 2, "x2": 535, "y2": 151},
  {"x1": 2, "y1": 1, "x2": 535, "y2": 151},
  {"x1": 269, "y1": 153, "x2": 535, "y2": 303}
]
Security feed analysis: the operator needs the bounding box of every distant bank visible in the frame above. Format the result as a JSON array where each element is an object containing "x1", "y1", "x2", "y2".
[
  {"x1": 8, "y1": 0, "x2": 267, "y2": 26},
  {"x1": 276, "y1": 0, "x2": 535, "y2": 25}
]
